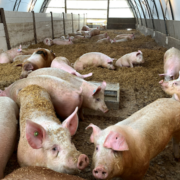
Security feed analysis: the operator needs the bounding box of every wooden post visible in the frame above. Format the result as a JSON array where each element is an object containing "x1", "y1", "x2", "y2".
[
  {"x1": 0, "y1": 8, "x2": 11, "y2": 49},
  {"x1": 50, "y1": 12, "x2": 54, "y2": 39},
  {"x1": 31, "y1": 11, "x2": 37, "y2": 44},
  {"x1": 62, "y1": 12, "x2": 66, "y2": 35}
]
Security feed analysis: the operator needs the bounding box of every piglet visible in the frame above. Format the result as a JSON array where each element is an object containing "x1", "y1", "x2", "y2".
[
  {"x1": 96, "y1": 36, "x2": 111, "y2": 44},
  {"x1": 115, "y1": 50, "x2": 144, "y2": 68},
  {"x1": 115, "y1": 33, "x2": 134, "y2": 40},
  {"x1": 86, "y1": 98, "x2": 180, "y2": 180},
  {"x1": 159, "y1": 47, "x2": 180, "y2": 81},
  {"x1": 43, "y1": 38, "x2": 53, "y2": 46},
  {"x1": 0, "y1": 97, "x2": 18, "y2": 179},
  {"x1": 17, "y1": 85, "x2": 89, "y2": 174},
  {"x1": 89, "y1": 28, "x2": 100, "y2": 37},
  {"x1": 16, "y1": 48, "x2": 56, "y2": 78},
  {"x1": 52, "y1": 38, "x2": 73, "y2": 45},
  {"x1": 111, "y1": 38, "x2": 127, "y2": 43},
  {"x1": 51, "y1": 57, "x2": 93, "y2": 79},
  {"x1": 81, "y1": 25, "x2": 90, "y2": 31},
  {"x1": 91, "y1": 33, "x2": 107, "y2": 40},
  {"x1": 74, "y1": 52, "x2": 115, "y2": 71}
]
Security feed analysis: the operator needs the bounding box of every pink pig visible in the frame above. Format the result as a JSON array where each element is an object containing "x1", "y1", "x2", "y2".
[
  {"x1": 89, "y1": 27, "x2": 100, "y2": 37},
  {"x1": 74, "y1": 52, "x2": 115, "y2": 71},
  {"x1": 0, "y1": 75, "x2": 83, "y2": 120},
  {"x1": 159, "y1": 47, "x2": 180, "y2": 81},
  {"x1": 3, "y1": 166, "x2": 86, "y2": 180},
  {"x1": 115, "y1": 33, "x2": 134, "y2": 40},
  {"x1": 91, "y1": 33, "x2": 107, "y2": 40},
  {"x1": 52, "y1": 38, "x2": 73, "y2": 45},
  {"x1": 111, "y1": 38, "x2": 127, "y2": 43},
  {"x1": 86, "y1": 98, "x2": 180, "y2": 180},
  {"x1": 81, "y1": 25, "x2": 90, "y2": 31},
  {"x1": 27, "y1": 68, "x2": 109, "y2": 119},
  {"x1": 115, "y1": 50, "x2": 144, "y2": 68},
  {"x1": 0, "y1": 97, "x2": 18, "y2": 179},
  {"x1": 43, "y1": 38, "x2": 53, "y2": 46},
  {"x1": 51, "y1": 57, "x2": 93, "y2": 79},
  {"x1": 96, "y1": 36, "x2": 111, "y2": 44},
  {"x1": 17, "y1": 85, "x2": 89, "y2": 174}
]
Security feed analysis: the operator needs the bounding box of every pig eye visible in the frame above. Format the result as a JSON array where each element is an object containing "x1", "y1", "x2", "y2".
[
  {"x1": 52, "y1": 145, "x2": 59, "y2": 156},
  {"x1": 96, "y1": 146, "x2": 98, "y2": 151},
  {"x1": 96, "y1": 98, "x2": 100, "y2": 102},
  {"x1": 174, "y1": 82, "x2": 178, "y2": 86}
]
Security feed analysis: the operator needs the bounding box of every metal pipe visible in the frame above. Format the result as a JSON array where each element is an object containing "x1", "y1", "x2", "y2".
[
  {"x1": 159, "y1": 0, "x2": 168, "y2": 35},
  {"x1": 168, "y1": 0, "x2": 174, "y2": 20},
  {"x1": 50, "y1": 12, "x2": 54, "y2": 39},
  {"x1": 133, "y1": 0, "x2": 143, "y2": 26},
  {"x1": 107, "y1": 0, "x2": 110, "y2": 28},
  {"x1": 144, "y1": 0, "x2": 155, "y2": 29},
  {"x1": 62, "y1": 12, "x2": 66, "y2": 35},
  {"x1": 71, "y1": 13, "x2": 74, "y2": 33},
  {"x1": 65, "y1": 0, "x2": 67, "y2": 13},
  {"x1": 138, "y1": 0, "x2": 148, "y2": 27},
  {"x1": 128, "y1": 0, "x2": 139, "y2": 24},
  {"x1": 152, "y1": 0, "x2": 159, "y2": 19},
  {"x1": 32, "y1": 11, "x2": 37, "y2": 44}
]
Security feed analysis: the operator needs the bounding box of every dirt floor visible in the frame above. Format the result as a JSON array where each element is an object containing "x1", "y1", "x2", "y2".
[{"x1": 2, "y1": 29, "x2": 180, "y2": 180}]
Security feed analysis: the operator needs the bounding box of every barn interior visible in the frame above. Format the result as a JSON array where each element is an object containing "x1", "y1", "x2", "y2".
[{"x1": 0, "y1": 0, "x2": 180, "y2": 180}]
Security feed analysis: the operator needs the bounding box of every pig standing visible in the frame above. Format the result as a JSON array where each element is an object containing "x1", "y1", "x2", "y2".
[
  {"x1": 16, "y1": 48, "x2": 56, "y2": 78},
  {"x1": 17, "y1": 85, "x2": 89, "y2": 174},
  {"x1": 159, "y1": 71, "x2": 180, "y2": 101},
  {"x1": 3, "y1": 166, "x2": 86, "y2": 180},
  {"x1": 74, "y1": 52, "x2": 115, "y2": 71},
  {"x1": 27, "y1": 68, "x2": 109, "y2": 119},
  {"x1": 86, "y1": 98, "x2": 180, "y2": 180},
  {"x1": 96, "y1": 36, "x2": 111, "y2": 44},
  {"x1": 159, "y1": 47, "x2": 180, "y2": 81},
  {"x1": 51, "y1": 57, "x2": 93, "y2": 79},
  {"x1": 0, "y1": 75, "x2": 83, "y2": 120},
  {"x1": 0, "y1": 97, "x2": 18, "y2": 179},
  {"x1": 115, "y1": 50, "x2": 144, "y2": 68}
]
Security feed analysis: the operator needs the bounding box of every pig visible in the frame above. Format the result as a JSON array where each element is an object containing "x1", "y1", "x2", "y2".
[
  {"x1": 3, "y1": 166, "x2": 86, "y2": 180},
  {"x1": 17, "y1": 85, "x2": 89, "y2": 174},
  {"x1": 16, "y1": 48, "x2": 56, "y2": 78},
  {"x1": 111, "y1": 38, "x2": 127, "y2": 43},
  {"x1": 0, "y1": 97, "x2": 18, "y2": 179},
  {"x1": 86, "y1": 98, "x2": 180, "y2": 180},
  {"x1": 159, "y1": 47, "x2": 180, "y2": 81},
  {"x1": 91, "y1": 33, "x2": 107, "y2": 40},
  {"x1": 115, "y1": 33, "x2": 134, "y2": 40},
  {"x1": 51, "y1": 57, "x2": 93, "y2": 79},
  {"x1": 52, "y1": 38, "x2": 73, "y2": 45},
  {"x1": 89, "y1": 28, "x2": 100, "y2": 37},
  {"x1": 115, "y1": 50, "x2": 144, "y2": 68},
  {"x1": 43, "y1": 38, "x2": 53, "y2": 46},
  {"x1": 74, "y1": 52, "x2": 115, "y2": 71},
  {"x1": 0, "y1": 75, "x2": 83, "y2": 120},
  {"x1": 13, "y1": 55, "x2": 31, "y2": 63},
  {"x1": 27, "y1": 68, "x2": 108, "y2": 119},
  {"x1": 96, "y1": 36, "x2": 111, "y2": 44},
  {"x1": 81, "y1": 25, "x2": 90, "y2": 31},
  {"x1": 159, "y1": 71, "x2": 180, "y2": 101}
]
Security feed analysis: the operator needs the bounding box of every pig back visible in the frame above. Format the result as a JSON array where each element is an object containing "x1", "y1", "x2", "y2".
[{"x1": 3, "y1": 166, "x2": 86, "y2": 180}]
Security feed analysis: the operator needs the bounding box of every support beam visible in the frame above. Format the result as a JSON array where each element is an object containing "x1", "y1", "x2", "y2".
[
  {"x1": 62, "y1": 12, "x2": 66, "y2": 35},
  {"x1": 153, "y1": 0, "x2": 159, "y2": 19},
  {"x1": 13, "y1": 0, "x2": 21, "y2": 11},
  {"x1": 168, "y1": 0, "x2": 174, "y2": 20},
  {"x1": 40, "y1": 0, "x2": 50, "y2": 13},
  {"x1": 159, "y1": 0, "x2": 168, "y2": 35},
  {"x1": 65, "y1": 0, "x2": 67, "y2": 13},
  {"x1": 128, "y1": 0, "x2": 139, "y2": 24},
  {"x1": 28, "y1": 0, "x2": 37, "y2": 12},
  {"x1": 32, "y1": 11, "x2": 37, "y2": 44},
  {"x1": 50, "y1": 12, "x2": 54, "y2": 39},
  {"x1": 138, "y1": 0, "x2": 148, "y2": 27},
  {"x1": 107, "y1": 0, "x2": 110, "y2": 26},
  {"x1": 133, "y1": 0, "x2": 143, "y2": 26}
]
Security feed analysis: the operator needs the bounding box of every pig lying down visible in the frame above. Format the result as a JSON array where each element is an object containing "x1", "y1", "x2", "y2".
[
  {"x1": 43, "y1": 38, "x2": 73, "y2": 46},
  {"x1": 74, "y1": 52, "x2": 115, "y2": 71},
  {"x1": 159, "y1": 47, "x2": 180, "y2": 81},
  {"x1": 115, "y1": 50, "x2": 144, "y2": 68},
  {"x1": 16, "y1": 48, "x2": 56, "y2": 78},
  {"x1": 0, "y1": 75, "x2": 83, "y2": 119},
  {"x1": 0, "y1": 97, "x2": 18, "y2": 179},
  {"x1": 86, "y1": 98, "x2": 180, "y2": 180},
  {"x1": 51, "y1": 56, "x2": 93, "y2": 79},
  {"x1": 17, "y1": 85, "x2": 89, "y2": 174},
  {"x1": 3, "y1": 166, "x2": 86, "y2": 180}
]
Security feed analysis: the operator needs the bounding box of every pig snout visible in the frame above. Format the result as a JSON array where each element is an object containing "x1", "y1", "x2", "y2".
[
  {"x1": 77, "y1": 154, "x2": 89, "y2": 170},
  {"x1": 159, "y1": 80, "x2": 169, "y2": 89},
  {"x1": 93, "y1": 166, "x2": 108, "y2": 179}
]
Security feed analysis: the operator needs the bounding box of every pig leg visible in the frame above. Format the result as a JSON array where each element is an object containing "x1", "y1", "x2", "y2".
[
  {"x1": 75, "y1": 72, "x2": 93, "y2": 79},
  {"x1": 0, "y1": 90, "x2": 7, "y2": 96},
  {"x1": 173, "y1": 131, "x2": 180, "y2": 160},
  {"x1": 128, "y1": 60, "x2": 133, "y2": 68}
]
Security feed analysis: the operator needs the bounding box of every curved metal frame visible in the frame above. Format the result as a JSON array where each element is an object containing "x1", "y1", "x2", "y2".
[
  {"x1": 13, "y1": 0, "x2": 21, "y2": 11},
  {"x1": 144, "y1": 0, "x2": 155, "y2": 30},
  {"x1": 28, "y1": 0, "x2": 37, "y2": 12},
  {"x1": 137, "y1": 0, "x2": 148, "y2": 27},
  {"x1": 152, "y1": 0, "x2": 159, "y2": 19},
  {"x1": 159, "y1": 0, "x2": 168, "y2": 35},
  {"x1": 133, "y1": 0, "x2": 143, "y2": 26},
  {"x1": 168, "y1": 0, "x2": 174, "y2": 20},
  {"x1": 40, "y1": 0, "x2": 50, "y2": 13},
  {"x1": 128, "y1": 0, "x2": 139, "y2": 25}
]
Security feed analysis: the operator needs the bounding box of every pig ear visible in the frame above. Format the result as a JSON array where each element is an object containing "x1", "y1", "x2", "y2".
[
  {"x1": 24, "y1": 63, "x2": 34, "y2": 71},
  {"x1": 85, "y1": 123, "x2": 101, "y2": 143},
  {"x1": 92, "y1": 86, "x2": 101, "y2": 96},
  {"x1": 26, "y1": 120, "x2": 46, "y2": 149},
  {"x1": 62, "y1": 107, "x2": 79, "y2": 136},
  {"x1": 159, "y1": 74, "x2": 165, "y2": 77},
  {"x1": 103, "y1": 131, "x2": 129, "y2": 151},
  {"x1": 101, "y1": 81, "x2": 106, "y2": 90}
]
